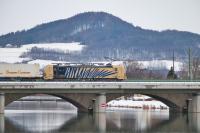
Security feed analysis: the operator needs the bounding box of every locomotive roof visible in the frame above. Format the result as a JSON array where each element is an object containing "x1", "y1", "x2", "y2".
[{"x1": 52, "y1": 62, "x2": 113, "y2": 67}]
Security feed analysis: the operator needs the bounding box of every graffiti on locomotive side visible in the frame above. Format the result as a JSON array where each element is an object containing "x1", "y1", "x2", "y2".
[{"x1": 63, "y1": 67, "x2": 117, "y2": 78}]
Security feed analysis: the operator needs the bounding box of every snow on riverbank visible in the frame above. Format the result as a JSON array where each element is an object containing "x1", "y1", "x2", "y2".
[{"x1": 108, "y1": 99, "x2": 168, "y2": 110}]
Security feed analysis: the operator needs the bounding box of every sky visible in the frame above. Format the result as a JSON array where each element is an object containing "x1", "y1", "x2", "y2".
[{"x1": 0, "y1": 0, "x2": 200, "y2": 35}]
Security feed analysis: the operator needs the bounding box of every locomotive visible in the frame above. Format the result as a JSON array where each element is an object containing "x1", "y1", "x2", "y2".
[{"x1": 0, "y1": 62, "x2": 127, "y2": 81}]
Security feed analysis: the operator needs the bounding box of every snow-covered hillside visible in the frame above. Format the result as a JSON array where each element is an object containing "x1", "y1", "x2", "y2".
[
  {"x1": 0, "y1": 42, "x2": 85, "y2": 63},
  {"x1": 0, "y1": 43, "x2": 183, "y2": 72}
]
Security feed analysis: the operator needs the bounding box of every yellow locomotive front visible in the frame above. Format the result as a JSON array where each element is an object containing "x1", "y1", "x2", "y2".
[{"x1": 43, "y1": 63, "x2": 126, "y2": 81}]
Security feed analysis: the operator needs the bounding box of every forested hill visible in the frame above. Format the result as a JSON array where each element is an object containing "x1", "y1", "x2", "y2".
[{"x1": 0, "y1": 12, "x2": 200, "y2": 60}]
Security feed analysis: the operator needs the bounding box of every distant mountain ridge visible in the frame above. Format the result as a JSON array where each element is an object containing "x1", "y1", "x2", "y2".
[{"x1": 0, "y1": 12, "x2": 200, "y2": 60}]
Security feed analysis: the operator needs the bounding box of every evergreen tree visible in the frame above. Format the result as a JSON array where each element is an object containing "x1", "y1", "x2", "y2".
[{"x1": 167, "y1": 67, "x2": 177, "y2": 79}]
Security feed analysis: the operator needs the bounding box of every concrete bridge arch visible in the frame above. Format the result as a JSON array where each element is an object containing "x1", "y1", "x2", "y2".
[{"x1": 4, "y1": 93, "x2": 97, "y2": 112}]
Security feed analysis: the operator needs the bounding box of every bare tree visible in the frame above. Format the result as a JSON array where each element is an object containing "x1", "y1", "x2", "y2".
[
  {"x1": 126, "y1": 61, "x2": 165, "y2": 80},
  {"x1": 179, "y1": 57, "x2": 200, "y2": 80},
  {"x1": 192, "y1": 57, "x2": 200, "y2": 79}
]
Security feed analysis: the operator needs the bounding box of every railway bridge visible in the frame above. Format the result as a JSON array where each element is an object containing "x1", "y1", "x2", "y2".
[{"x1": 0, "y1": 81, "x2": 200, "y2": 113}]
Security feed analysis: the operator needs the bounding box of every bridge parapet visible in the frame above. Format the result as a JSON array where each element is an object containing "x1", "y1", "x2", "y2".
[{"x1": 0, "y1": 82, "x2": 200, "y2": 94}]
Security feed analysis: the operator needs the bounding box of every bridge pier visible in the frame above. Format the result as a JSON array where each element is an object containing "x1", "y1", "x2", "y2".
[
  {"x1": 188, "y1": 93, "x2": 200, "y2": 113},
  {"x1": 94, "y1": 113, "x2": 106, "y2": 132},
  {"x1": 0, "y1": 93, "x2": 5, "y2": 114},
  {"x1": 0, "y1": 114, "x2": 4, "y2": 133},
  {"x1": 94, "y1": 93, "x2": 106, "y2": 113}
]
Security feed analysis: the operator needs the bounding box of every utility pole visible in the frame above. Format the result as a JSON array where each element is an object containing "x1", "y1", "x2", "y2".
[
  {"x1": 172, "y1": 50, "x2": 175, "y2": 78},
  {"x1": 188, "y1": 48, "x2": 193, "y2": 80}
]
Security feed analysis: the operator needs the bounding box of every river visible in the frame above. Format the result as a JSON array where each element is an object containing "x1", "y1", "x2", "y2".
[{"x1": 1, "y1": 100, "x2": 200, "y2": 133}]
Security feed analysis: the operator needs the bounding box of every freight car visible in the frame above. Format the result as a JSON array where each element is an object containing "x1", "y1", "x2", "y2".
[
  {"x1": 0, "y1": 63, "x2": 41, "y2": 81},
  {"x1": 43, "y1": 63, "x2": 127, "y2": 81}
]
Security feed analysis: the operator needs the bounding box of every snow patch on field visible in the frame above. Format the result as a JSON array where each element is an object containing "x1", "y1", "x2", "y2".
[
  {"x1": 22, "y1": 42, "x2": 85, "y2": 52},
  {"x1": 27, "y1": 60, "x2": 124, "y2": 68},
  {"x1": 0, "y1": 48, "x2": 28, "y2": 63},
  {"x1": 0, "y1": 42, "x2": 84, "y2": 63},
  {"x1": 138, "y1": 60, "x2": 183, "y2": 71},
  {"x1": 28, "y1": 59, "x2": 67, "y2": 68},
  {"x1": 90, "y1": 61, "x2": 124, "y2": 66}
]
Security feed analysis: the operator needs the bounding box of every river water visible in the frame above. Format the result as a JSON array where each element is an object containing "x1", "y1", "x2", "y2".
[{"x1": 1, "y1": 101, "x2": 200, "y2": 133}]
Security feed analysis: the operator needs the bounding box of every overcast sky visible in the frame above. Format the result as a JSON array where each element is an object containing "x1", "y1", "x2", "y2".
[{"x1": 0, "y1": 0, "x2": 200, "y2": 35}]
